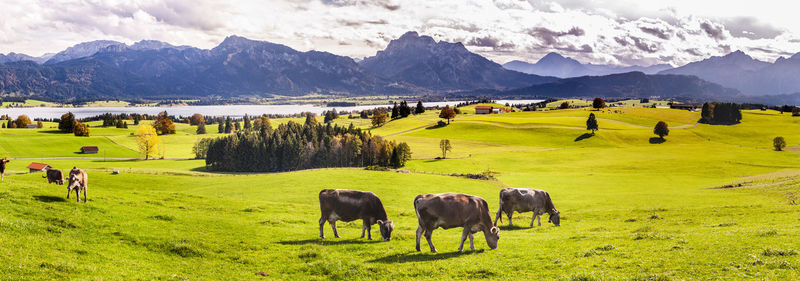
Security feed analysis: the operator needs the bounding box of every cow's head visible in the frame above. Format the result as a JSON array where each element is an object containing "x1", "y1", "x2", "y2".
[
  {"x1": 67, "y1": 172, "x2": 80, "y2": 190},
  {"x1": 484, "y1": 226, "x2": 500, "y2": 249},
  {"x1": 548, "y1": 210, "x2": 561, "y2": 226},
  {"x1": 377, "y1": 220, "x2": 394, "y2": 241}
]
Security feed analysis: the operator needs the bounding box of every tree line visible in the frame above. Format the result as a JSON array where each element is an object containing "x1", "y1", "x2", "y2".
[{"x1": 202, "y1": 121, "x2": 411, "y2": 172}]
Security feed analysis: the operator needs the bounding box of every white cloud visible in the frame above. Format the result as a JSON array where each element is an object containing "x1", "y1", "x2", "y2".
[{"x1": 0, "y1": 0, "x2": 798, "y2": 66}]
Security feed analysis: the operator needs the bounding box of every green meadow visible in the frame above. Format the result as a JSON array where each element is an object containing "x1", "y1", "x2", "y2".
[{"x1": 0, "y1": 103, "x2": 799, "y2": 280}]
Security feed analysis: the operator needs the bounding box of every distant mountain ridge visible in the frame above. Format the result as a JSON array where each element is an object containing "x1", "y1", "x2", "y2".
[
  {"x1": 503, "y1": 52, "x2": 673, "y2": 78},
  {"x1": 503, "y1": 71, "x2": 739, "y2": 98},
  {"x1": 660, "y1": 50, "x2": 800, "y2": 95},
  {"x1": 360, "y1": 31, "x2": 556, "y2": 90}
]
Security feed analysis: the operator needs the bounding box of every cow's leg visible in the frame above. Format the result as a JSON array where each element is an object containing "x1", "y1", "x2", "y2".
[
  {"x1": 319, "y1": 216, "x2": 326, "y2": 239},
  {"x1": 416, "y1": 226, "x2": 423, "y2": 251},
  {"x1": 424, "y1": 228, "x2": 436, "y2": 253},
  {"x1": 75, "y1": 188, "x2": 80, "y2": 203},
  {"x1": 361, "y1": 221, "x2": 367, "y2": 238},
  {"x1": 66, "y1": 188, "x2": 71, "y2": 199},
  {"x1": 530, "y1": 213, "x2": 536, "y2": 227},
  {"x1": 538, "y1": 214, "x2": 542, "y2": 226},
  {"x1": 330, "y1": 220, "x2": 340, "y2": 238},
  {"x1": 468, "y1": 233, "x2": 475, "y2": 250},
  {"x1": 458, "y1": 226, "x2": 470, "y2": 252},
  {"x1": 494, "y1": 208, "x2": 503, "y2": 225},
  {"x1": 83, "y1": 187, "x2": 87, "y2": 203},
  {"x1": 507, "y1": 211, "x2": 513, "y2": 226},
  {"x1": 366, "y1": 222, "x2": 372, "y2": 240}
]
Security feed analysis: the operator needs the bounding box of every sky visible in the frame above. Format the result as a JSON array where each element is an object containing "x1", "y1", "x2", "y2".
[{"x1": 1, "y1": 0, "x2": 799, "y2": 66}]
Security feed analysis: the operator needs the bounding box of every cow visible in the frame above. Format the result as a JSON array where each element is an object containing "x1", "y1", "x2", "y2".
[
  {"x1": 43, "y1": 168, "x2": 64, "y2": 185},
  {"x1": 494, "y1": 188, "x2": 560, "y2": 228},
  {"x1": 414, "y1": 193, "x2": 499, "y2": 253},
  {"x1": 0, "y1": 157, "x2": 9, "y2": 182},
  {"x1": 318, "y1": 189, "x2": 394, "y2": 241},
  {"x1": 66, "y1": 167, "x2": 88, "y2": 203}
]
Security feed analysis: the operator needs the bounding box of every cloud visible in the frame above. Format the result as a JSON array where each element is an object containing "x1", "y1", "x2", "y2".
[{"x1": 1, "y1": 0, "x2": 799, "y2": 68}]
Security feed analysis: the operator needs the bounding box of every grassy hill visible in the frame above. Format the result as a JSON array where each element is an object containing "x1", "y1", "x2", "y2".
[{"x1": 0, "y1": 106, "x2": 799, "y2": 279}]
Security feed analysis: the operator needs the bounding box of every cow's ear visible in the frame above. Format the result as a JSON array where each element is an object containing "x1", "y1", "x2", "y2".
[
  {"x1": 377, "y1": 220, "x2": 384, "y2": 225},
  {"x1": 490, "y1": 226, "x2": 499, "y2": 234}
]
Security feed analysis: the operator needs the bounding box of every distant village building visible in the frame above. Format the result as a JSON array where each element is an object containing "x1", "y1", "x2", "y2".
[
  {"x1": 80, "y1": 146, "x2": 99, "y2": 154},
  {"x1": 25, "y1": 124, "x2": 38, "y2": 129},
  {"x1": 475, "y1": 106, "x2": 511, "y2": 115},
  {"x1": 26, "y1": 162, "x2": 51, "y2": 173},
  {"x1": 670, "y1": 104, "x2": 698, "y2": 111}
]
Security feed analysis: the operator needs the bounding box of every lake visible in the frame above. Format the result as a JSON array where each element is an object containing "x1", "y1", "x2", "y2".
[{"x1": 0, "y1": 100, "x2": 543, "y2": 119}]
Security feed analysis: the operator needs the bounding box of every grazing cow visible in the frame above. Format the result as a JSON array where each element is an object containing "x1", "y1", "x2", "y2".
[
  {"x1": 0, "y1": 157, "x2": 9, "y2": 182},
  {"x1": 494, "y1": 188, "x2": 560, "y2": 227},
  {"x1": 43, "y1": 168, "x2": 64, "y2": 185},
  {"x1": 66, "y1": 167, "x2": 88, "y2": 203},
  {"x1": 318, "y1": 189, "x2": 394, "y2": 241},
  {"x1": 414, "y1": 193, "x2": 499, "y2": 253}
]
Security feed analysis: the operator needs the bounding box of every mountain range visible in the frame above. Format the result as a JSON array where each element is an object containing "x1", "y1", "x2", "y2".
[
  {"x1": 503, "y1": 52, "x2": 673, "y2": 78},
  {"x1": 4, "y1": 32, "x2": 799, "y2": 103}
]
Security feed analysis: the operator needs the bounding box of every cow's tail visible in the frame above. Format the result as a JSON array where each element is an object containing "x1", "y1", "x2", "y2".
[{"x1": 413, "y1": 195, "x2": 425, "y2": 232}]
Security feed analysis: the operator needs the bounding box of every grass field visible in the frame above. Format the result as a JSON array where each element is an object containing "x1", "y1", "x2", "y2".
[{"x1": 1, "y1": 105, "x2": 799, "y2": 280}]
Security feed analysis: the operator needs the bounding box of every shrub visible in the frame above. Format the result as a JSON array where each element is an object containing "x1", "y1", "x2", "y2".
[{"x1": 773, "y1": 136, "x2": 786, "y2": 151}]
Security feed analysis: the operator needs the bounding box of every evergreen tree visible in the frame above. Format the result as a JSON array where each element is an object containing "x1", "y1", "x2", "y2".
[
  {"x1": 415, "y1": 101, "x2": 425, "y2": 114},
  {"x1": 391, "y1": 102, "x2": 399, "y2": 119},
  {"x1": 243, "y1": 114, "x2": 252, "y2": 130},
  {"x1": 399, "y1": 101, "x2": 411, "y2": 117},
  {"x1": 224, "y1": 117, "x2": 233, "y2": 133},
  {"x1": 304, "y1": 113, "x2": 318, "y2": 126},
  {"x1": 218, "y1": 121, "x2": 224, "y2": 133}
]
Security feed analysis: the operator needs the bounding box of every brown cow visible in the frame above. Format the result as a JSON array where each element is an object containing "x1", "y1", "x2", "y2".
[
  {"x1": 43, "y1": 168, "x2": 64, "y2": 185},
  {"x1": 318, "y1": 189, "x2": 394, "y2": 241},
  {"x1": 414, "y1": 193, "x2": 499, "y2": 253},
  {"x1": 66, "y1": 167, "x2": 88, "y2": 203},
  {"x1": 0, "y1": 157, "x2": 9, "y2": 182},
  {"x1": 494, "y1": 188, "x2": 560, "y2": 227}
]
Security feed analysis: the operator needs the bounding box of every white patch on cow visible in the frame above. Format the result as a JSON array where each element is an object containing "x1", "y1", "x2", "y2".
[
  {"x1": 338, "y1": 196, "x2": 362, "y2": 206},
  {"x1": 329, "y1": 211, "x2": 340, "y2": 221}
]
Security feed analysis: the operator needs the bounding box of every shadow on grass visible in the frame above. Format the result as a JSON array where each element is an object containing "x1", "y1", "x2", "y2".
[
  {"x1": 424, "y1": 125, "x2": 447, "y2": 130},
  {"x1": 34, "y1": 195, "x2": 66, "y2": 202},
  {"x1": 369, "y1": 249, "x2": 485, "y2": 263},
  {"x1": 649, "y1": 137, "x2": 666, "y2": 144},
  {"x1": 423, "y1": 159, "x2": 444, "y2": 163},
  {"x1": 277, "y1": 238, "x2": 378, "y2": 246},
  {"x1": 574, "y1": 133, "x2": 594, "y2": 142},
  {"x1": 498, "y1": 224, "x2": 529, "y2": 231}
]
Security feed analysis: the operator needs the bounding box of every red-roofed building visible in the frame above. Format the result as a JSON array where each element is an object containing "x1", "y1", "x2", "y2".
[
  {"x1": 26, "y1": 162, "x2": 51, "y2": 173},
  {"x1": 81, "y1": 146, "x2": 99, "y2": 154},
  {"x1": 475, "y1": 106, "x2": 511, "y2": 115}
]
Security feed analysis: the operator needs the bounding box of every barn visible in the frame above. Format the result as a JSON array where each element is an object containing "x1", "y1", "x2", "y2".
[
  {"x1": 26, "y1": 162, "x2": 51, "y2": 173},
  {"x1": 81, "y1": 146, "x2": 99, "y2": 154}
]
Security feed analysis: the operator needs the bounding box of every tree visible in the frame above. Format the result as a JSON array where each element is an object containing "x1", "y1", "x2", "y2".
[
  {"x1": 586, "y1": 113, "x2": 598, "y2": 134},
  {"x1": 224, "y1": 117, "x2": 233, "y2": 133},
  {"x1": 399, "y1": 101, "x2": 411, "y2": 117},
  {"x1": 415, "y1": 101, "x2": 425, "y2": 114},
  {"x1": 390, "y1": 142, "x2": 412, "y2": 168},
  {"x1": 14, "y1": 115, "x2": 31, "y2": 128},
  {"x1": 559, "y1": 101, "x2": 570, "y2": 109},
  {"x1": 391, "y1": 102, "x2": 399, "y2": 119},
  {"x1": 36, "y1": 121, "x2": 43, "y2": 129},
  {"x1": 234, "y1": 121, "x2": 241, "y2": 131},
  {"x1": 439, "y1": 106, "x2": 456, "y2": 124},
  {"x1": 371, "y1": 111, "x2": 388, "y2": 127},
  {"x1": 793, "y1": 107, "x2": 800, "y2": 117},
  {"x1": 654, "y1": 121, "x2": 669, "y2": 139},
  {"x1": 774, "y1": 136, "x2": 787, "y2": 151},
  {"x1": 196, "y1": 122, "x2": 207, "y2": 134},
  {"x1": 439, "y1": 139, "x2": 452, "y2": 159},
  {"x1": 153, "y1": 111, "x2": 176, "y2": 135},
  {"x1": 189, "y1": 113, "x2": 205, "y2": 126},
  {"x1": 304, "y1": 113, "x2": 318, "y2": 126},
  {"x1": 218, "y1": 121, "x2": 224, "y2": 133},
  {"x1": 59, "y1": 112, "x2": 76, "y2": 133},
  {"x1": 136, "y1": 125, "x2": 162, "y2": 160},
  {"x1": 73, "y1": 122, "x2": 90, "y2": 136},
  {"x1": 243, "y1": 114, "x2": 252, "y2": 130},
  {"x1": 592, "y1": 98, "x2": 606, "y2": 110}
]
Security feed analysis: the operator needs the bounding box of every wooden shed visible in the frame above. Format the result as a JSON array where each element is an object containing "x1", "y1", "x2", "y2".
[{"x1": 81, "y1": 146, "x2": 99, "y2": 154}]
